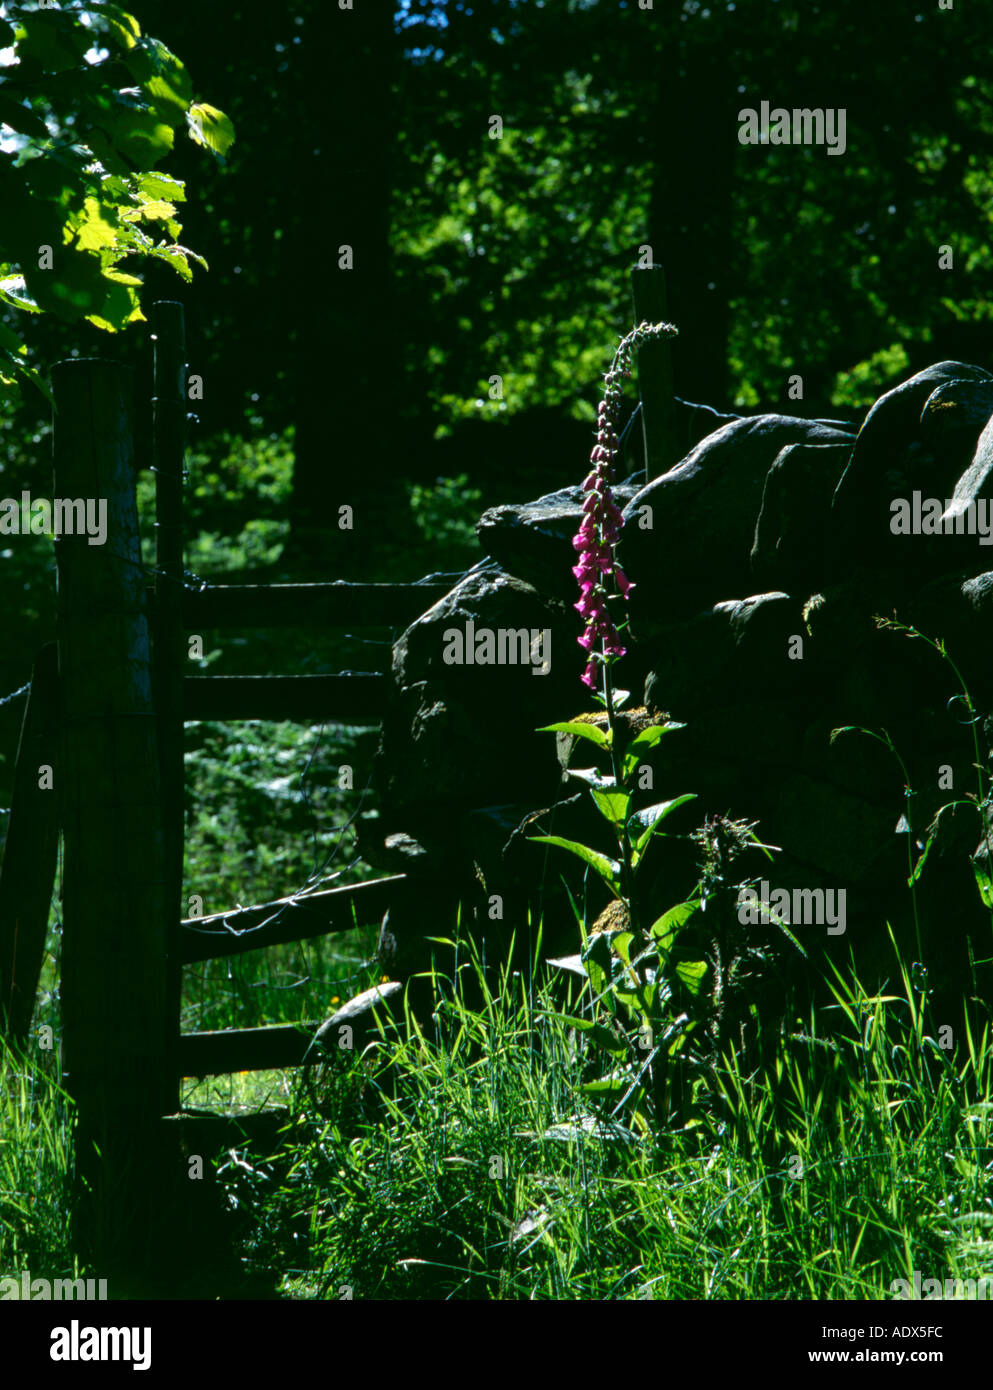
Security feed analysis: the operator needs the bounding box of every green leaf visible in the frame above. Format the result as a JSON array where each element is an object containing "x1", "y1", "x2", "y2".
[
  {"x1": 16, "y1": 10, "x2": 91, "y2": 75},
  {"x1": 0, "y1": 342, "x2": 52, "y2": 404},
  {"x1": 622, "y1": 720, "x2": 686, "y2": 776},
  {"x1": 147, "y1": 71, "x2": 194, "y2": 123},
  {"x1": 537, "y1": 720, "x2": 609, "y2": 749},
  {"x1": 582, "y1": 929, "x2": 616, "y2": 994},
  {"x1": 610, "y1": 931, "x2": 634, "y2": 967},
  {"x1": 89, "y1": 3, "x2": 141, "y2": 49},
  {"x1": 545, "y1": 958, "x2": 587, "y2": 980},
  {"x1": 27, "y1": 366, "x2": 53, "y2": 406},
  {"x1": 148, "y1": 243, "x2": 207, "y2": 280},
  {"x1": 630, "y1": 794, "x2": 696, "y2": 832},
  {"x1": 582, "y1": 1076, "x2": 633, "y2": 1095},
  {"x1": 974, "y1": 862, "x2": 993, "y2": 910},
  {"x1": 674, "y1": 960, "x2": 708, "y2": 995},
  {"x1": 136, "y1": 171, "x2": 186, "y2": 203},
  {"x1": 0, "y1": 277, "x2": 40, "y2": 313},
  {"x1": 949, "y1": 1154, "x2": 979, "y2": 1182},
  {"x1": 121, "y1": 35, "x2": 190, "y2": 101},
  {"x1": 588, "y1": 1024, "x2": 629, "y2": 1055},
  {"x1": 528, "y1": 835, "x2": 621, "y2": 892},
  {"x1": 126, "y1": 198, "x2": 178, "y2": 222},
  {"x1": 910, "y1": 832, "x2": 935, "y2": 886},
  {"x1": 0, "y1": 323, "x2": 27, "y2": 358},
  {"x1": 73, "y1": 197, "x2": 120, "y2": 253},
  {"x1": 103, "y1": 267, "x2": 144, "y2": 288},
  {"x1": 186, "y1": 102, "x2": 235, "y2": 158},
  {"x1": 0, "y1": 94, "x2": 50, "y2": 141},
  {"x1": 613, "y1": 988, "x2": 645, "y2": 1013},
  {"x1": 614, "y1": 978, "x2": 653, "y2": 1011},
  {"x1": 592, "y1": 787, "x2": 631, "y2": 828},
  {"x1": 565, "y1": 767, "x2": 616, "y2": 790},
  {"x1": 556, "y1": 1012, "x2": 594, "y2": 1030},
  {"x1": 631, "y1": 794, "x2": 697, "y2": 857},
  {"x1": 649, "y1": 900, "x2": 701, "y2": 951},
  {"x1": 627, "y1": 721, "x2": 686, "y2": 750}
]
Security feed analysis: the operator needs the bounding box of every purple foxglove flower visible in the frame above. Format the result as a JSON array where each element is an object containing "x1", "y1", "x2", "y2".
[{"x1": 569, "y1": 319, "x2": 677, "y2": 692}]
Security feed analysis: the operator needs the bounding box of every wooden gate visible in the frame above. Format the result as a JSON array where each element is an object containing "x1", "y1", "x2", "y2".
[
  {"x1": 0, "y1": 301, "x2": 451, "y2": 1289},
  {"x1": 0, "y1": 270, "x2": 676, "y2": 1291}
]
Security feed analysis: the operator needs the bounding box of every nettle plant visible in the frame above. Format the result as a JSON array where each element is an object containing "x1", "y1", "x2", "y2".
[{"x1": 529, "y1": 322, "x2": 735, "y2": 1128}]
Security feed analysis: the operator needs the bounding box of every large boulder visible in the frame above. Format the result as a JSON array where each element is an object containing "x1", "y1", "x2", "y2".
[
  {"x1": 642, "y1": 591, "x2": 805, "y2": 716},
  {"x1": 830, "y1": 362, "x2": 993, "y2": 579},
  {"x1": 476, "y1": 478, "x2": 642, "y2": 599},
  {"x1": 940, "y1": 412, "x2": 993, "y2": 561},
  {"x1": 619, "y1": 414, "x2": 854, "y2": 622},
  {"x1": 377, "y1": 565, "x2": 580, "y2": 819},
  {"x1": 472, "y1": 400, "x2": 774, "y2": 599},
  {"x1": 750, "y1": 441, "x2": 853, "y2": 595}
]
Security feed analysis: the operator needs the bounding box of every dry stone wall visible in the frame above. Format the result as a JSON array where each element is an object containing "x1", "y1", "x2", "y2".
[{"x1": 370, "y1": 363, "x2": 993, "y2": 1019}]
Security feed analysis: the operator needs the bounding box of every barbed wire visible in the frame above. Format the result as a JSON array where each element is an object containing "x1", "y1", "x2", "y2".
[
  {"x1": 6, "y1": 516, "x2": 478, "y2": 986},
  {"x1": 0, "y1": 679, "x2": 30, "y2": 709},
  {"x1": 0, "y1": 680, "x2": 32, "y2": 814}
]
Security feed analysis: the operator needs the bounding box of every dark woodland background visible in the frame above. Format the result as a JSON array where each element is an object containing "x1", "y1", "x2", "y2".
[
  {"x1": 3, "y1": 0, "x2": 992, "y2": 823},
  {"x1": 5, "y1": 0, "x2": 993, "y2": 1310}
]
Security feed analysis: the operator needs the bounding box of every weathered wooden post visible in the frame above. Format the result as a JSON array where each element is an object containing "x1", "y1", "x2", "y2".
[
  {"x1": 0, "y1": 642, "x2": 60, "y2": 1045},
  {"x1": 53, "y1": 358, "x2": 171, "y2": 1291},
  {"x1": 630, "y1": 264, "x2": 680, "y2": 482},
  {"x1": 151, "y1": 301, "x2": 187, "y2": 1112}
]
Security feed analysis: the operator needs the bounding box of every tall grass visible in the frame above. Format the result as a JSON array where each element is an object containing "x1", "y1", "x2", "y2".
[
  {"x1": 192, "y1": 924, "x2": 993, "y2": 1300},
  {"x1": 3, "y1": 910, "x2": 991, "y2": 1299},
  {"x1": 0, "y1": 1035, "x2": 79, "y2": 1282}
]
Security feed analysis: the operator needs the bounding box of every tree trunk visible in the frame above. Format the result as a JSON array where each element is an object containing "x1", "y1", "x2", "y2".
[
  {"x1": 287, "y1": 1, "x2": 399, "y2": 571},
  {"x1": 648, "y1": 33, "x2": 735, "y2": 410}
]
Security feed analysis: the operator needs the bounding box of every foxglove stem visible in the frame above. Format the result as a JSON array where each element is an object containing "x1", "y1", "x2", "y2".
[
  {"x1": 576, "y1": 320, "x2": 678, "y2": 937},
  {"x1": 602, "y1": 657, "x2": 639, "y2": 938},
  {"x1": 573, "y1": 319, "x2": 678, "y2": 689}
]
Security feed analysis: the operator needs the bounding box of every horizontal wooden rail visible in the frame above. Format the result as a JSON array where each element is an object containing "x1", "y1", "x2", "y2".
[
  {"x1": 179, "y1": 1023, "x2": 319, "y2": 1076},
  {"x1": 161, "y1": 1107, "x2": 290, "y2": 1151},
  {"x1": 179, "y1": 875, "x2": 406, "y2": 963},
  {"x1": 182, "y1": 582, "x2": 450, "y2": 630},
  {"x1": 183, "y1": 673, "x2": 386, "y2": 721}
]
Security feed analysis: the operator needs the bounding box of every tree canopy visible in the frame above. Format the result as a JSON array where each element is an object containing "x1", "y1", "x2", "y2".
[
  {"x1": 2, "y1": 0, "x2": 991, "y2": 516},
  {"x1": 0, "y1": 0, "x2": 231, "y2": 404}
]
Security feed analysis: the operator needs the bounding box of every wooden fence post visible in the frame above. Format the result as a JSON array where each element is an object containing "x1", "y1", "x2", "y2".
[
  {"x1": 630, "y1": 264, "x2": 680, "y2": 483},
  {"x1": 0, "y1": 643, "x2": 60, "y2": 1045},
  {"x1": 151, "y1": 301, "x2": 186, "y2": 1111},
  {"x1": 53, "y1": 358, "x2": 171, "y2": 1290}
]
